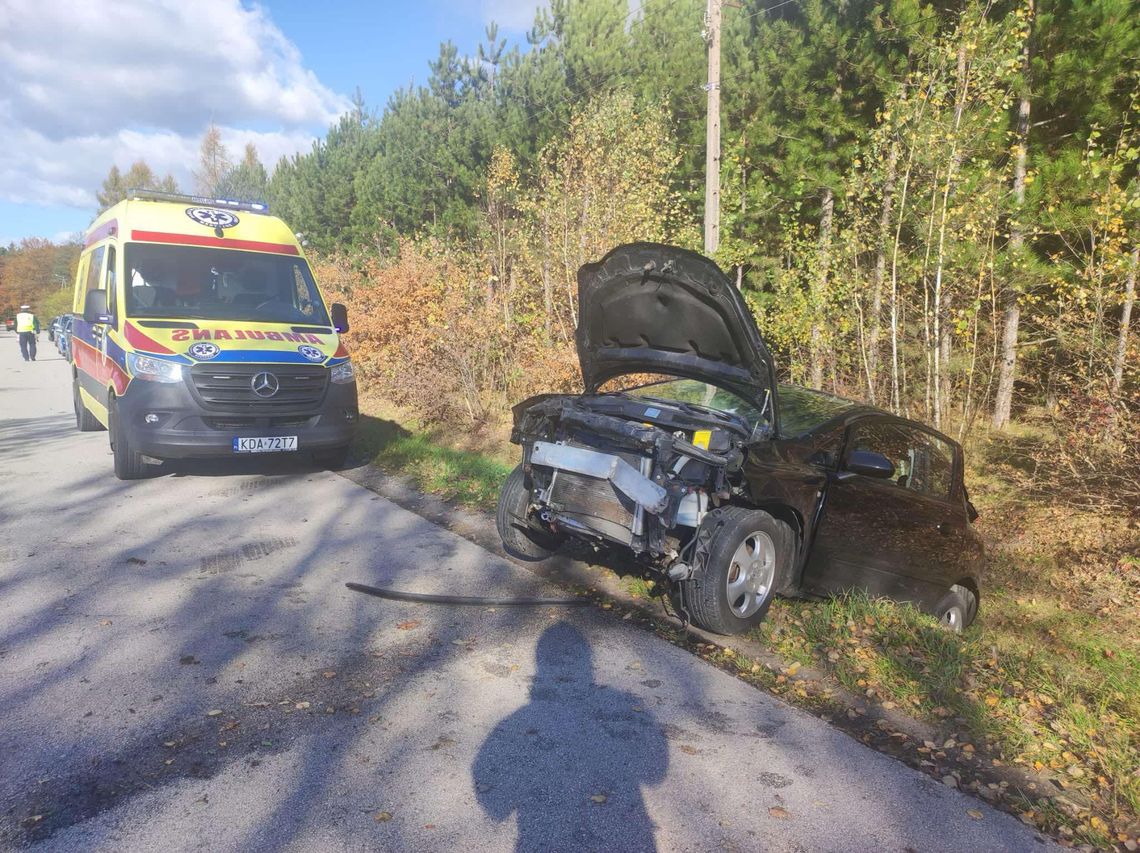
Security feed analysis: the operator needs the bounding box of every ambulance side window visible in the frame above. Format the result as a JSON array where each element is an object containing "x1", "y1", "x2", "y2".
[
  {"x1": 105, "y1": 246, "x2": 117, "y2": 319},
  {"x1": 84, "y1": 246, "x2": 106, "y2": 301},
  {"x1": 73, "y1": 255, "x2": 90, "y2": 313}
]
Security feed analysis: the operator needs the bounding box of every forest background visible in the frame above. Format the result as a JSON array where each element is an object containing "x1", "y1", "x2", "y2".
[{"x1": 1, "y1": 0, "x2": 1137, "y2": 844}]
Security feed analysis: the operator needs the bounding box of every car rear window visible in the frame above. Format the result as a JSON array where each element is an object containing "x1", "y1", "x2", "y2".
[{"x1": 777, "y1": 385, "x2": 857, "y2": 437}]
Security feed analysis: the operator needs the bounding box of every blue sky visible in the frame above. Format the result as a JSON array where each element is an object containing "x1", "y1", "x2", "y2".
[{"x1": 0, "y1": 0, "x2": 543, "y2": 246}]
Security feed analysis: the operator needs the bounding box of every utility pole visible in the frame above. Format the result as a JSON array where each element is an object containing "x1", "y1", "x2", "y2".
[{"x1": 703, "y1": 0, "x2": 721, "y2": 256}]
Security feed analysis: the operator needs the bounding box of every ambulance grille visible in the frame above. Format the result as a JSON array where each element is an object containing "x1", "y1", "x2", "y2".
[{"x1": 189, "y1": 364, "x2": 329, "y2": 410}]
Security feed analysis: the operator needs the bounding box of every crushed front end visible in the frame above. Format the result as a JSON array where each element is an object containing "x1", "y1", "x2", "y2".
[{"x1": 510, "y1": 392, "x2": 758, "y2": 576}]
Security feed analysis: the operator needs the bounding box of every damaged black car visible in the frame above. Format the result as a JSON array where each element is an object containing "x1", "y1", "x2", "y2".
[{"x1": 497, "y1": 243, "x2": 983, "y2": 636}]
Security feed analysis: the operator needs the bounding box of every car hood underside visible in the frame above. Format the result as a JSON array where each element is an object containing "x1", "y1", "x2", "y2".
[{"x1": 575, "y1": 243, "x2": 777, "y2": 404}]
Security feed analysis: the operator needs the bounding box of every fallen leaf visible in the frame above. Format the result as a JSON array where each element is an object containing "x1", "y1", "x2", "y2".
[
  {"x1": 295, "y1": 701, "x2": 311, "y2": 710},
  {"x1": 374, "y1": 811, "x2": 393, "y2": 822},
  {"x1": 967, "y1": 809, "x2": 983, "y2": 820},
  {"x1": 769, "y1": 806, "x2": 790, "y2": 819},
  {"x1": 786, "y1": 662, "x2": 801, "y2": 676},
  {"x1": 206, "y1": 709, "x2": 223, "y2": 717},
  {"x1": 99, "y1": 619, "x2": 112, "y2": 627},
  {"x1": 590, "y1": 794, "x2": 607, "y2": 804},
  {"x1": 680, "y1": 745, "x2": 699, "y2": 755},
  {"x1": 323, "y1": 671, "x2": 337, "y2": 679},
  {"x1": 396, "y1": 620, "x2": 421, "y2": 631}
]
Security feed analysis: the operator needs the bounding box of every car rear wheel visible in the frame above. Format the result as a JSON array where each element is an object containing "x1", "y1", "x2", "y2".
[
  {"x1": 935, "y1": 584, "x2": 977, "y2": 634},
  {"x1": 109, "y1": 397, "x2": 151, "y2": 480},
  {"x1": 74, "y1": 377, "x2": 103, "y2": 432},
  {"x1": 496, "y1": 464, "x2": 562, "y2": 561},
  {"x1": 681, "y1": 507, "x2": 793, "y2": 635}
]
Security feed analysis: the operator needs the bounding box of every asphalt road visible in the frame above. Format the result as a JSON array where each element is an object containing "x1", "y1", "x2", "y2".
[{"x1": 0, "y1": 330, "x2": 1053, "y2": 852}]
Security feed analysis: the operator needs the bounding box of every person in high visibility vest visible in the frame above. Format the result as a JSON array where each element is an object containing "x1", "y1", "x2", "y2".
[{"x1": 15, "y1": 305, "x2": 39, "y2": 362}]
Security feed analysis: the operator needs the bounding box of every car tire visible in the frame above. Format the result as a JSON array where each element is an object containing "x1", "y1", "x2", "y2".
[
  {"x1": 496, "y1": 464, "x2": 562, "y2": 561},
  {"x1": 314, "y1": 445, "x2": 350, "y2": 470},
  {"x1": 74, "y1": 377, "x2": 104, "y2": 432},
  {"x1": 681, "y1": 507, "x2": 793, "y2": 635},
  {"x1": 109, "y1": 398, "x2": 150, "y2": 481},
  {"x1": 935, "y1": 584, "x2": 977, "y2": 634}
]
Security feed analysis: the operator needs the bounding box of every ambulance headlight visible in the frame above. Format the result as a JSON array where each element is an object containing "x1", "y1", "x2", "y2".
[
  {"x1": 330, "y1": 360, "x2": 355, "y2": 384},
  {"x1": 128, "y1": 353, "x2": 183, "y2": 383}
]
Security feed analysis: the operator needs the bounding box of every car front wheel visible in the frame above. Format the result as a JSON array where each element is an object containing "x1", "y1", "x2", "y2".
[
  {"x1": 681, "y1": 507, "x2": 793, "y2": 635},
  {"x1": 496, "y1": 464, "x2": 562, "y2": 561}
]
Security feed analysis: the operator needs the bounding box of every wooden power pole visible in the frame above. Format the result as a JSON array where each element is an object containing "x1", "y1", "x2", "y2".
[{"x1": 704, "y1": 0, "x2": 722, "y2": 256}]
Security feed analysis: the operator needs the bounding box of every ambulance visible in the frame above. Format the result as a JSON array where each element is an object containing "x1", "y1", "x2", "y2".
[{"x1": 71, "y1": 190, "x2": 358, "y2": 479}]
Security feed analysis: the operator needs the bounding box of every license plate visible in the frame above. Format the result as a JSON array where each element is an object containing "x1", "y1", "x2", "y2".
[{"x1": 233, "y1": 436, "x2": 298, "y2": 453}]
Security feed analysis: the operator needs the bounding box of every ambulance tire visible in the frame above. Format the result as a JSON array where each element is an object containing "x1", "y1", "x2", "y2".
[
  {"x1": 109, "y1": 397, "x2": 151, "y2": 480},
  {"x1": 314, "y1": 445, "x2": 350, "y2": 470},
  {"x1": 74, "y1": 376, "x2": 103, "y2": 432}
]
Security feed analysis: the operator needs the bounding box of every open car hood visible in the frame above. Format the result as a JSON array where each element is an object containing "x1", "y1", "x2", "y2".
[{"x1": 576, "y1": 243, "x2": 777, "y2": 405}]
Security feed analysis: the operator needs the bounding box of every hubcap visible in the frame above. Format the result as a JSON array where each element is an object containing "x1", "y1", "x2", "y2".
[
  {"x1": 725, "y1": 531, "x2": 776, "y2": 618},
  {"x1": 942, "y1": 606, "x2": 962, "y2": 632}
]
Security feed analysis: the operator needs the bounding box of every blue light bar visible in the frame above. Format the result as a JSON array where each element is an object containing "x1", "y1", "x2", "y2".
[{"x1": 127, "y1": 189, "x2": 270, "y2": 214}]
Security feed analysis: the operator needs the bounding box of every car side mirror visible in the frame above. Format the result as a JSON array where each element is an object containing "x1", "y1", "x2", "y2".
[
  {"x1": 837, "y1": 450, "x2": 895, "y2": 482},
  {"x1": 330, "y1": 302, "x2": 349, "y2": 334},
  {"x1": 83, "y1": 290, "x2": 112, "y2": 325}
]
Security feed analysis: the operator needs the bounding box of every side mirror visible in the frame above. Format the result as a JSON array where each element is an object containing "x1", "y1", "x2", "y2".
[
  {"x1": 84, "y1": 290, "x2": 112, "y2": 325},
  {"x1": 330, "y1": 302, "x2": 349, "y2": 334},
  {"x1": 838, "y1": 449, "x2": 895, "y2": 482}
]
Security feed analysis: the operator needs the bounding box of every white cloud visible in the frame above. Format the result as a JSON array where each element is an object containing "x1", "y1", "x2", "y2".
[{"x1": 0, "y1": 0, "x2": 349, "y2": 210}]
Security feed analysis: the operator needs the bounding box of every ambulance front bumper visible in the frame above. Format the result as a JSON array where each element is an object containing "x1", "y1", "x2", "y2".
[{"x1": 117, "y1": 376, "x2": 358, "y2": 459}]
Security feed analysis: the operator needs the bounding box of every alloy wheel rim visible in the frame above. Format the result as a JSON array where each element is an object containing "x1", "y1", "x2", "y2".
[
  {"x1": 725, "y1": 531, "x2": 776, "y2": 618},
  {"x1": 942, "y1": 606, "x2": 962, "y2": 631}
]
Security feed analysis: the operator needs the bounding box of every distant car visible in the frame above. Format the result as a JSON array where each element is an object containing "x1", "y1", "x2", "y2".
[
  {"x1": 57, "y1": 315, "x2": 74, "y2": 361},
  {"x1": 4, "y1": 317, "x2": 14, "y2": 332},
  {"x1": 499, "y1": 243, "x2": 983, "y2": 636},
  {"x1": 48, "y1": 316, "x2": 61, "y2": 342}
]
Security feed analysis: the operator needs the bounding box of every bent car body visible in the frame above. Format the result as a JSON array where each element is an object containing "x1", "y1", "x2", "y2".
[{"x1": 499, "y1": 243, "x2": 983, "y2": 635}]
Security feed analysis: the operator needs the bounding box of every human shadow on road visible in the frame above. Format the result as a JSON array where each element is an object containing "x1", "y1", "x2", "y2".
[{"x1": 474, "y1": 621, "x2": 667, "y2": 852}]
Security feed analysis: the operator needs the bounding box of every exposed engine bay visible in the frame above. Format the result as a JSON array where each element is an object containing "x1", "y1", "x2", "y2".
[{"x1": 511, "y1": 392, "x2": 767, "y2": 578}]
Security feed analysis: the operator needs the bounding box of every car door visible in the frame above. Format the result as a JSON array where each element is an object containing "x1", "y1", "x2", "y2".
[{"x1": 804, "y1": 418, "x2": 963, "y2": 609}]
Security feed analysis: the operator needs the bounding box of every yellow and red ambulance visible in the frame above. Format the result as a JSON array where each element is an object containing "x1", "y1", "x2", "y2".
[{"x1": 71, "y1": 191, "x2": 357, "y2": 479}]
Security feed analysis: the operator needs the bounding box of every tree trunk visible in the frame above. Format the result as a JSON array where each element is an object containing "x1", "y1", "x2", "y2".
[
  {"x1": 1111, "y1": 244, "x2": 1137, "y2": 397},
  {"x1": 810, "y1": 187, "x2": 834, "y2": 390},
  {"x1": 993, "y1": 0, "x2": 1033, "y2": 429},
  {"x1": 869, "y1": 140, "x2": 898, "y2": 404},
  {"x1": 542, "y1": 212, "x2": 552, "y2": 342}
]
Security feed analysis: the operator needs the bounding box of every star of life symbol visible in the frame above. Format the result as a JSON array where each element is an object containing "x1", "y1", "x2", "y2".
[{"x1": 185, "y1": 207, "x2": 240, "y2": 229}]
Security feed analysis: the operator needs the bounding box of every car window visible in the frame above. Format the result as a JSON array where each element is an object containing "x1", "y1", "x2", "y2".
[
  {"x1": 847, "y1": 421, "x2": 954, "y2": 500},
  {"x1": 621, "y1": 378, "x2": 768, "y2": 432},
  {"x1": 778, "y1": 384, "x2": 857, "y2": 436}
]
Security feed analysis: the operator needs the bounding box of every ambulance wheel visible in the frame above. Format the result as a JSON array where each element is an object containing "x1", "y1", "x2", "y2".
[
  {"x1": 314, "y1": 445, "x2": 350, "y2": 470},
  {"x1": 74, "y1": 376, "x2": 103, "y2": 432},
  {"x1": 109, "y1": 397, "x2": 150, "y2": 480}
]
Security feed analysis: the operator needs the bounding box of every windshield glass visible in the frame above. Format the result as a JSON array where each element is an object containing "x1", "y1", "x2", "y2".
[
  {"x1": 124, "y1": 243, "x2": 330, "y2": 325},
  {"x1": 777, "y1": 384, "x2": 857, "y2": 436},
  {"x1": 619, "y1": 378, "x2": 768, "y2": 431}
]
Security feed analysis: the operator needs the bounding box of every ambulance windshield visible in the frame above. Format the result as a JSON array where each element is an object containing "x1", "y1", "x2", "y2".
[{"x1": 124, "y1": 244, "x2": 331, "y2": 326}]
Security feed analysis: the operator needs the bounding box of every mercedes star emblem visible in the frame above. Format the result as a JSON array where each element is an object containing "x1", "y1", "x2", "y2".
[{"x1": 251, "y1": 371, "x2": 279, "y2": 398}]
